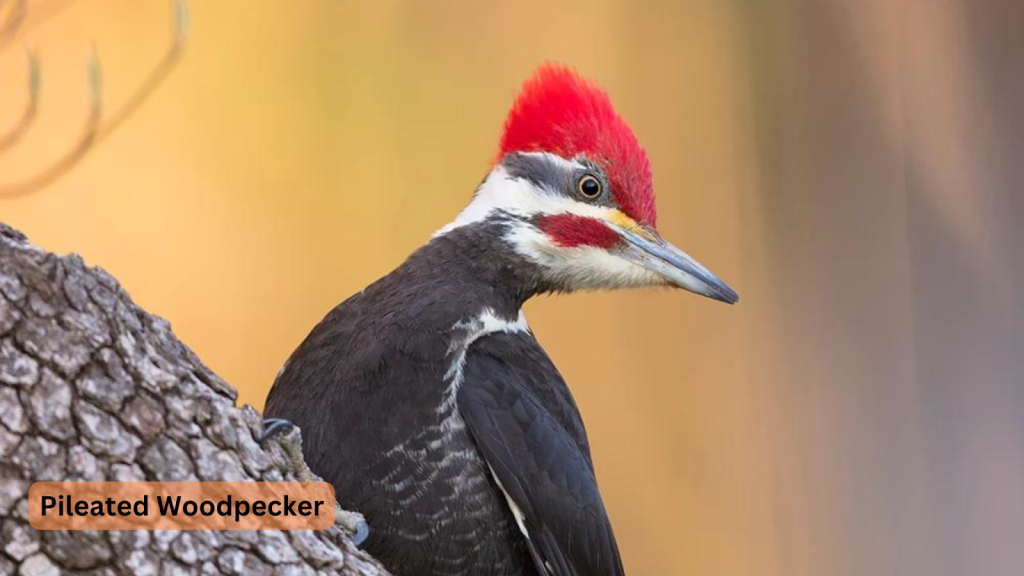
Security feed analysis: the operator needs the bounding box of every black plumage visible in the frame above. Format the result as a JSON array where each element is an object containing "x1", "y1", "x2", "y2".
[
  {"x1": 265, "y1": 212, "x2": 624, "y2": 576},
  {"x1": 264, "y1": 64, "x2": 740, "y2": 575}
]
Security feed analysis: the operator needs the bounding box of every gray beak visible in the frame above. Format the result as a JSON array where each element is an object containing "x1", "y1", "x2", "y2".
[{"x1": 609, "y1": 223, "x2": 739, "y2": 304}]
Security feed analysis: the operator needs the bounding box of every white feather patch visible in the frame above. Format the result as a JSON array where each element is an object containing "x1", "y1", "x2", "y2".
[
  {"x1": 488, "y1": 464, "x2": 530, "y2": 541},
  {"x1": 434, "y1": 157, "x2": 616, "y2": 238},
  {"x1": 438, "y1": 308, "x2": 530, "y2": 420}
]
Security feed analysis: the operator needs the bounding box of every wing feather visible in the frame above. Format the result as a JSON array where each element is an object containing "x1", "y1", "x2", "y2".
[{"x1": 458, "y1": 352, "x2": 625, "y2": 576}]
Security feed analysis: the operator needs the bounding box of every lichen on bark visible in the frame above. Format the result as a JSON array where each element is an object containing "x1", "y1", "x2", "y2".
[{"x1": 0, "y1": 223, "x2": 390, "y2": 576}]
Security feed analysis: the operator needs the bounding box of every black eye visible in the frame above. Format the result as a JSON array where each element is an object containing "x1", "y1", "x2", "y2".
[{"x1": 577, "y1": 175, "x2": 602, "y2": 199}]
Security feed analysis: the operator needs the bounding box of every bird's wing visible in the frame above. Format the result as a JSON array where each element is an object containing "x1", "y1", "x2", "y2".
[
  {"x1": 470, "y1": 332, "x2": 594, "y2": 467},
  {"x1": 458, "y1": 352, "x2": 625, "y2": 576}
]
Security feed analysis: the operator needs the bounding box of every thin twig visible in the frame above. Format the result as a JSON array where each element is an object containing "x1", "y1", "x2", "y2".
[
  {"x1": 0, "y1": 0, "x2": 79, "y2": 50},
  {"x1": 0, "y1": 49, "x2": 39, "y2": 152},
  {"x1": 96, "y1": 0, "x2": 187, "y2": 141},
  {"x1": 0, "y1": 0, "x2": 188, "y2": 199},
  {"x1": 0, "y1": 0, "x2": 27, "y2": 50}
]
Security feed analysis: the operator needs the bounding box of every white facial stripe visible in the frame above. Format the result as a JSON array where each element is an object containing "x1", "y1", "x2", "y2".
[
  {"x1": 517, "y1": 150, "x2": 587, "y2": 172},
  {"x1": 434, "y1": 154, "x2": 665, "y2": 292},
  {"x1": 505, "y1": 225, "x2": 661, "y2": 290},
  {"x1": 434, "y1": 156, "x2": 615, "y2": 238}
]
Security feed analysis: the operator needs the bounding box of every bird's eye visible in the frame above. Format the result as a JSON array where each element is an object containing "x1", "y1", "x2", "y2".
[{"x1": 577, "y1": 175, "x2": 602, "y2": 199}]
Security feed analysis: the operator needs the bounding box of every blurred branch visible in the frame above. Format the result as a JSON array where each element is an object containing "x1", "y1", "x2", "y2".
[
  {"x1": 0, "y1": 0, "x2": 27, "y2": 48},
  {"x1": 0, "y1": 0, "x2": 79, "y2": 50},
  {"x1": 95, "y1": 0, "x2": 187, "y2": 142},
  {"x1": 0, "y1": 49, "x2": 38, "y2": 152},
  {"x1": 0, "y1": 0, "x2": 187, "y2": 200}
]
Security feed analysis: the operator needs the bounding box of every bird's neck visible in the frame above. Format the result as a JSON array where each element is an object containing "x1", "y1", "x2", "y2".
[{"x1": 384, "y1": 220, "x2": 547, "y2": 321}]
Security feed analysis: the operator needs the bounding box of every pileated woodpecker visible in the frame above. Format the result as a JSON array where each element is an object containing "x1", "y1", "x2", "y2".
[{"x1": 264, "y1": 65, "x2": 737, "y2": 576}]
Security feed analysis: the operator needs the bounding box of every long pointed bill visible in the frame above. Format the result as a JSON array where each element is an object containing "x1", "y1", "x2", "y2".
[{"x1": 607, "y1": 222, "x2": 739, "y2": 304}]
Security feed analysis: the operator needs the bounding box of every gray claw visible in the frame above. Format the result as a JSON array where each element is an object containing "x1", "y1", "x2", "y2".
[
  {"x1": 352, "y1": 520, "x2": 370, "y2": 548},
  {"x1": 260, "y1": 418, "x2": 295, "y2": 443},
  {"x1": 261, "y1": 417, "x2": 368, "y2": 546}
]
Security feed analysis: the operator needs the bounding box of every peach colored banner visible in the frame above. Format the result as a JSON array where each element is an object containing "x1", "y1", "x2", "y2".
[{"x1": 29, "y1": 482, "x2": 335, "y2": 530}]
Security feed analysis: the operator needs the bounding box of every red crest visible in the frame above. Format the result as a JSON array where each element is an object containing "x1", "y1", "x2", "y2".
[{"x1": 498, "y1": 65, "x2": 656, "y2": 227}]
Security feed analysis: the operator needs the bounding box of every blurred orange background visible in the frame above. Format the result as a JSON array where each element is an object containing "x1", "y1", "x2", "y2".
[{"x1": 3, "y1": 1, "x2": 1023, "y2": 574}]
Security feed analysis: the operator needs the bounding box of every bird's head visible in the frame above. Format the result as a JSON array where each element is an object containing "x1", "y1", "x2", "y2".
[{"x1": 437, "y1": 65, "x2": 738, "y2": 304}]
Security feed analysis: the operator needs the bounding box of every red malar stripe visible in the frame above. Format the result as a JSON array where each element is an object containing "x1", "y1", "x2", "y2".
[{"x1": 537, "y1": 214, "x2": 621, "y2": 249}]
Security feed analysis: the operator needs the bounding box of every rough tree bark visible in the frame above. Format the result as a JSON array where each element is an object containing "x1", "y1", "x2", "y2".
[{"x1": 0, "y1": 223, "x2": 391, "y2": 576}]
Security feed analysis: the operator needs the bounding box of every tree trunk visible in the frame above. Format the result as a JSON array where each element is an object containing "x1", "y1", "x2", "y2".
[{"x1": 0, "y1": 223, "x2": 391, "y2": 576}]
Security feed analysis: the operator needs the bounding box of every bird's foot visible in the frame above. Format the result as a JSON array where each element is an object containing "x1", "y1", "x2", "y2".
[
  {"x1": 339, "y1": 508, "x2": 371, "y2": 548},
  {"x1": 260, "y1": 418, "x2": 316, "y2": 482},
  {"x1": 259, "y1": 418, "x2": 370, "y2": 547}
]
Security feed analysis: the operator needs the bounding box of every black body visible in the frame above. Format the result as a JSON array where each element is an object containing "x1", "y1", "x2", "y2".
[{"x1": 266, "y1": 209, "x2": 625, "y2": 574}]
